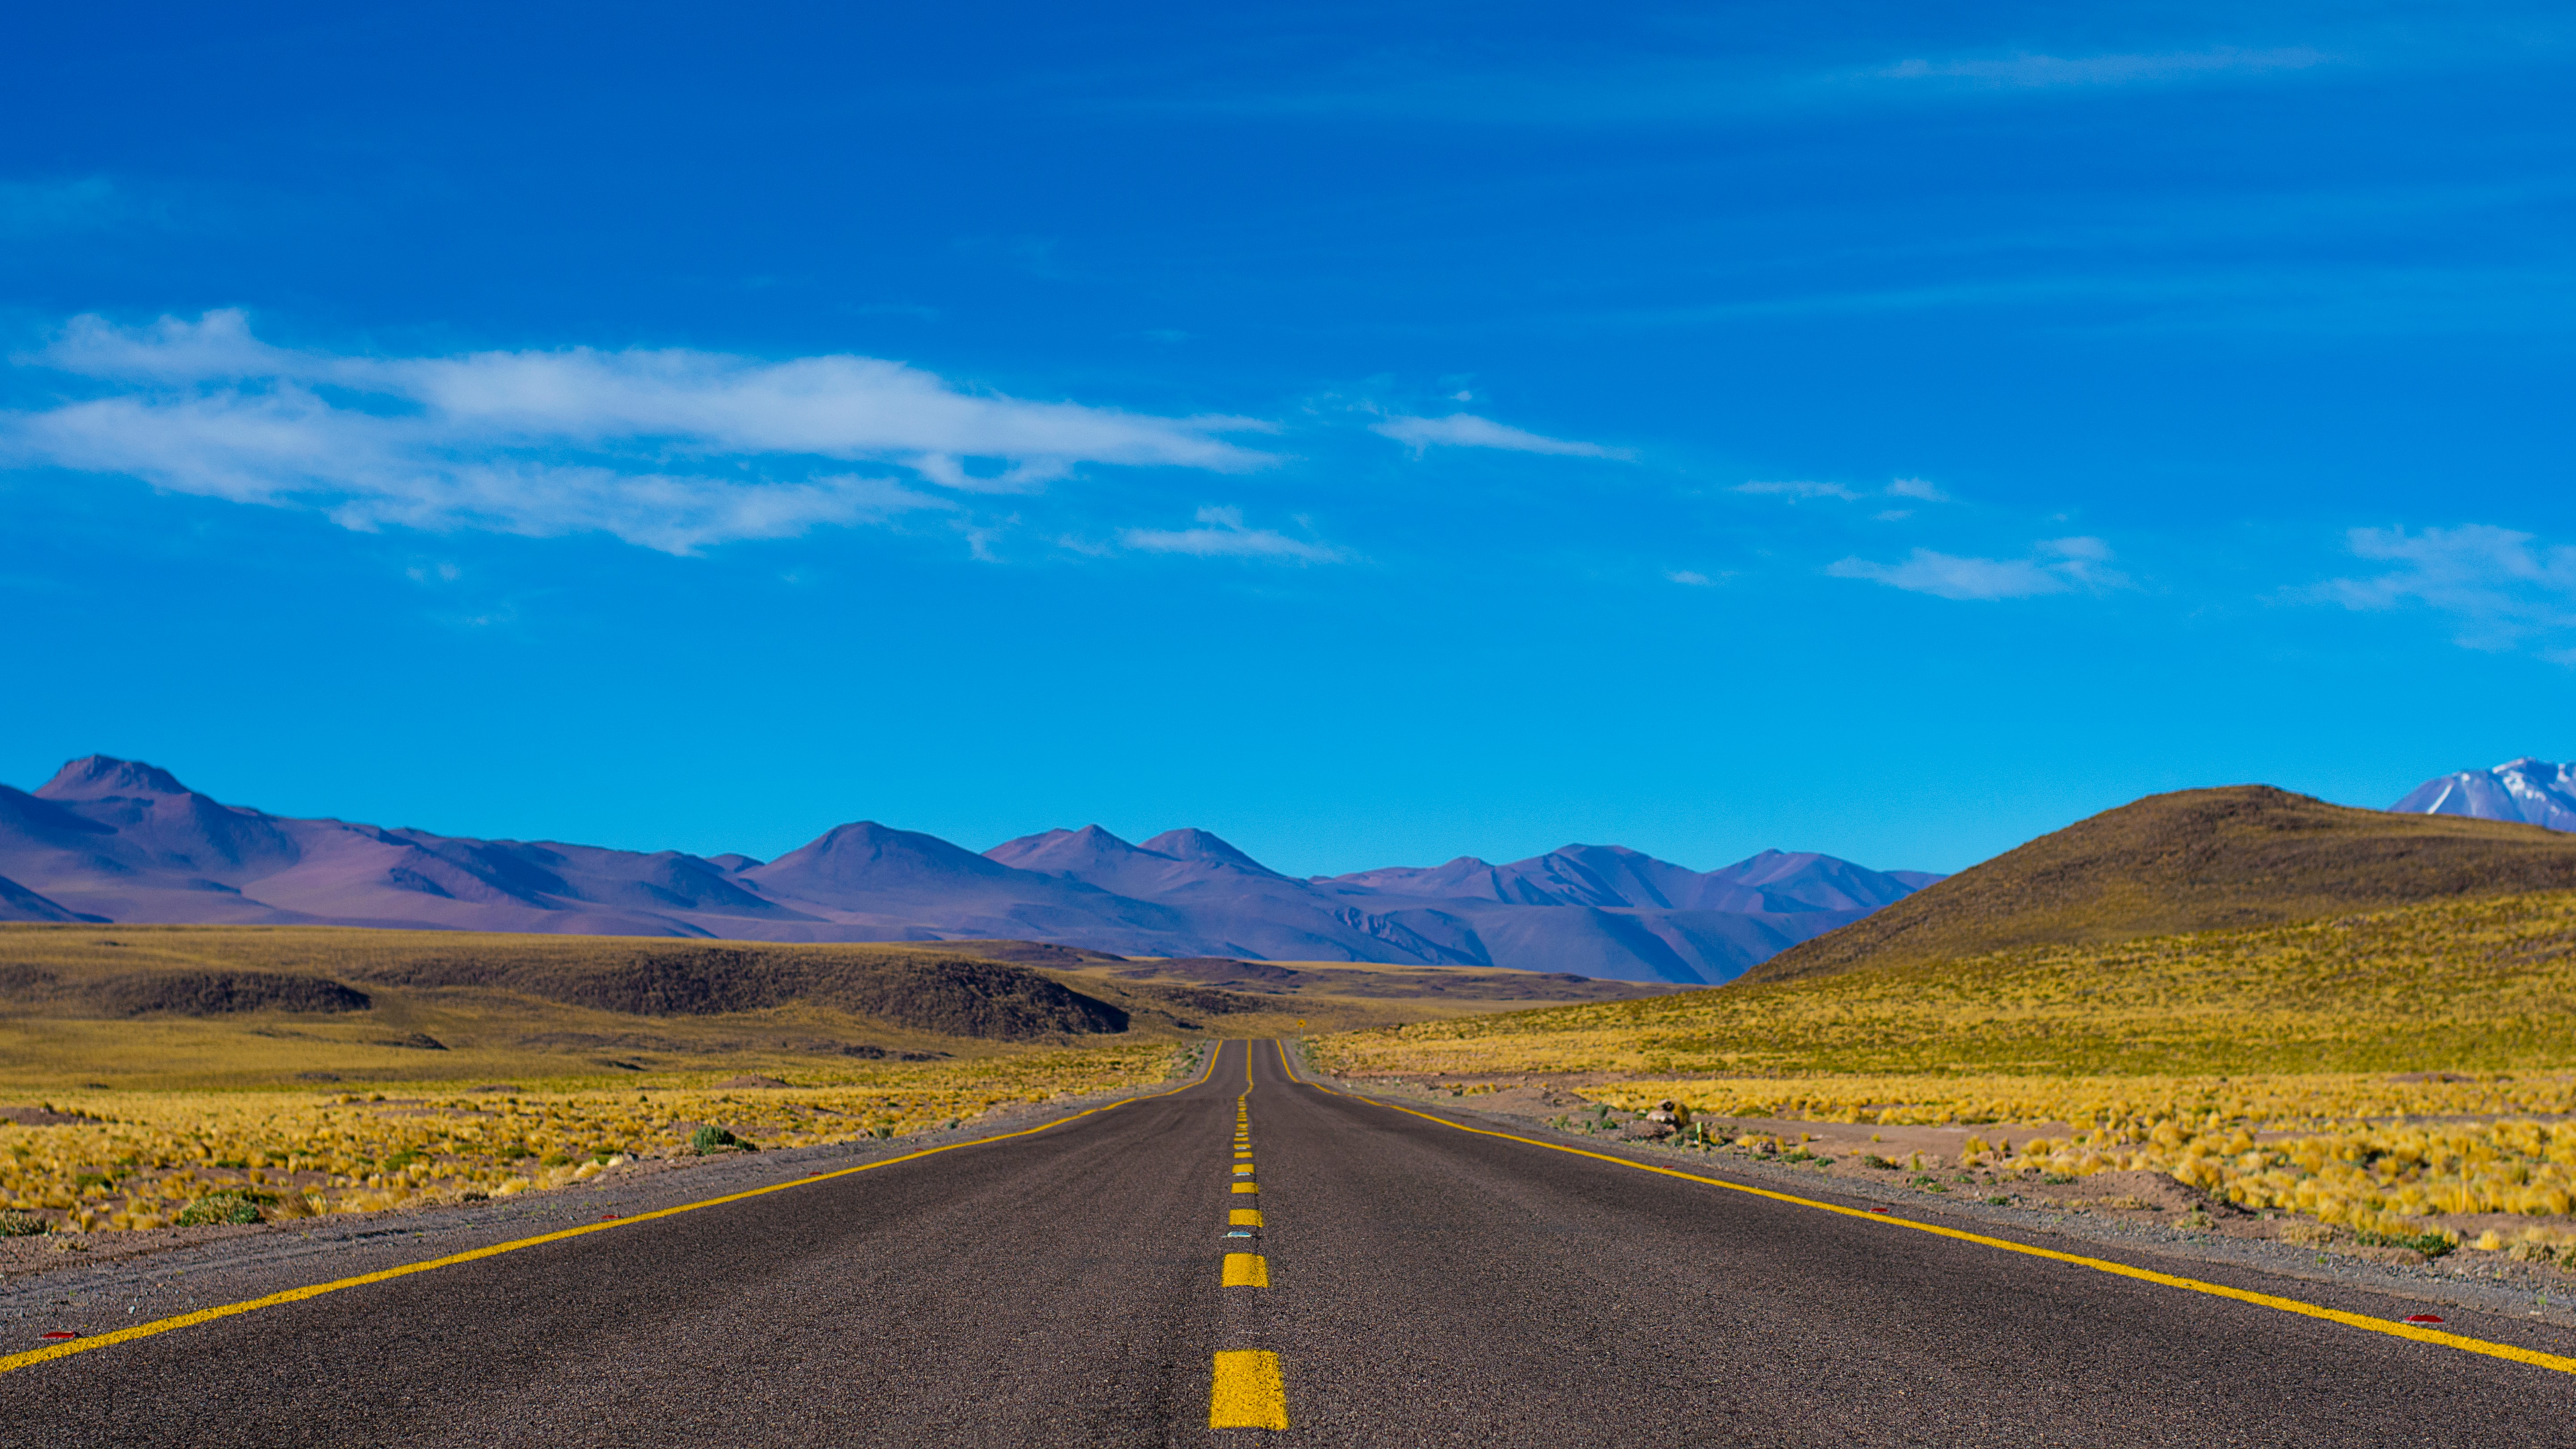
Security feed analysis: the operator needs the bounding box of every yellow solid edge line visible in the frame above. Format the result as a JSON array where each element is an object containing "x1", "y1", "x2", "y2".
[
  {"x1": 1269, "y1": 1039, "x2": 2576, "y2": 1379},
  {"x1": 1222, "y1": 1252, "x2": 1271, "y2": 1287},
  {"x1": 1210, "y1": 1349, "x2": 1289, "y2": 1430},
  {"x1": 1230, "y1": 1208, "x2": 1263, "y2": 1226},
  {"x1": 0, "y1": 1038, "x2": 1224, "y2": 1378}
]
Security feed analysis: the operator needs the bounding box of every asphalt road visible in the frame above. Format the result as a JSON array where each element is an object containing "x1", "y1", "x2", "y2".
[{"x1": 7, "y1": 1039, "x2": 2576, "y2": 1446}]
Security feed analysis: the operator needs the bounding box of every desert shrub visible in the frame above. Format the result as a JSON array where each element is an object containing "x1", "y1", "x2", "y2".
[
  {"x1": 690, "y1": 1125, "x2": 752, "y2": 1154},
  {"x1": 1861, "y1": 1153, "x2": 1899, "y2": 1170},
  {"x1": 2355, "y1": 1227, "x2": 2456, "y2": 1258},
  {"x1": 0, "y1": 1209, "x2": 46, "y2": 1236},
  {"x1": 175, "y1": 1191, "x2": 270, "y2": 1227}
]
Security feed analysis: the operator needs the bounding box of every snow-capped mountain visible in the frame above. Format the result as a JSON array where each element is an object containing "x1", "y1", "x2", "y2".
[{"x1": 2390, "y1": 758, "x2": 2576, "y2": 833}]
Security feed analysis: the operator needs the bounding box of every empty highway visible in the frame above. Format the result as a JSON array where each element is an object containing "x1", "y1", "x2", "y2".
[{"x1": 5, "y1": 1040, "x2": 2573, "y2": 1446}]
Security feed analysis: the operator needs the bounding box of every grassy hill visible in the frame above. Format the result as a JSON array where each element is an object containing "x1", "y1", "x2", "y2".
[
  {"x1": 1311, "y1": 888, "x2": 2576, "y2": 1080},
  {"x1": 1747, "y1": 786, "x2": 2576, "y2": 985}
]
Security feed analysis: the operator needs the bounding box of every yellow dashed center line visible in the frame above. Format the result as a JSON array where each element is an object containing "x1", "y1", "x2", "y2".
[
  {"x1": 1210, "y1": 1349, "x2": 1288, "y2": 1428},
  {"x1": 1210, "y1": 1043, "x2": 1287, "y2": 1428}
]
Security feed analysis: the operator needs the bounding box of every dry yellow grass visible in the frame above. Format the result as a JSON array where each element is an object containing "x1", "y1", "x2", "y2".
[
  {"x1": 1310, "y1": 890, "x2": 2576, "y2": 1250},
  {"x1": 1557, "y1": 1073, "x2": 2576, "y2": 1245},
  {"x1": 1315, "y1": 890, "x2": 2576, "y2": 1078},
  {"x1": 0, "y1": 1046, "x2": 1187, "y2": 1234},
  {"x1": 0, "y1": 922, "x2": 1616, "y2": 1235}
]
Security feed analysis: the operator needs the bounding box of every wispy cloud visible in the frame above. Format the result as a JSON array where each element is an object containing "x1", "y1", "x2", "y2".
[
  {"x1": 2307, "y1": 524, "x2": 2576, "y2": 655},
  {"x1": 3, "y1": 310, "x2": 1277, "y2": 553},
  {"x1": 1737, "y1": 476, "x2": 1955, "y2": 505},
  {"x1": 1152, "y1": 38, "x2": 2342, "y2": 130},
  {"x1": 1875, "y1": 46, "x2": 2330, "y2": 89},
  {"x1": 1737, "y1": 480, "x2": 1861, "y2": 501},
  {"x1": 1666, "y1": 569, "x2": 1716, "y2": 586},
  {"x1": 1116, "y1": 505, "x2": 1342, "y2": 563},
  {"x1": 1371, "y1": 412, "x2": 1632, "y2": 460},
  {"x1": 1829, "y1": 537, "x2": 2126, "y2": 600}
]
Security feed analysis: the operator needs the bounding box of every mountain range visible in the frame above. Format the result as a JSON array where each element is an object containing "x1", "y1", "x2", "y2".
[
  {"x1": 0, "y1": 756, "x2": 1939, "y2": 983},
  {"x1": 2390, "y1": 757, "x2": 2576, "y2": 832}
]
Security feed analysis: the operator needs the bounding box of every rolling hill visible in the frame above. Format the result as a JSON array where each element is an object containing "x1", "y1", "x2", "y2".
[
  {"x1": 0, "y1": 924, "x2": 1670, "y2": 1089},
  {"x1": 1743, "y1": 784, "x2": 2576, "y2": 985}
]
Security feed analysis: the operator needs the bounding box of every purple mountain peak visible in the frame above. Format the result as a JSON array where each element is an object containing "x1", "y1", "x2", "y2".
[
  {"x1": 751, "y1": 820, "x2": 1013, "y2": 887},
  {"x1": 985, "y1": 824, "x2": 1154, "y2": 871},
  {"x1": 38, "y1": 755, "x2": 194, "y2": 801},
  {"x1": 1138, "y1": 828, "x2": 1279, "y2": 877}
]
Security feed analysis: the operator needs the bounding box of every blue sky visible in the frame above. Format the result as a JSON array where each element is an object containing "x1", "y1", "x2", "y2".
[{"x1": 3, "y1": 1, "x2": 2572, "y2": 876}]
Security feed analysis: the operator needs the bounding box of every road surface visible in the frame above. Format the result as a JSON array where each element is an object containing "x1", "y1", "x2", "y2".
[{"x1": 6, "y1": 1039, "x2": 2573, "y2": 1446}]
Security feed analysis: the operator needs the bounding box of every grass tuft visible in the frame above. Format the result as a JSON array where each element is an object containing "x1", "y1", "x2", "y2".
[
  {"x1": 690, "y1": 1124, "x2": 751, "y2": 1154},
  {"x1": 174, "y1": 1190, "x2": 271, "y2": 1227}
]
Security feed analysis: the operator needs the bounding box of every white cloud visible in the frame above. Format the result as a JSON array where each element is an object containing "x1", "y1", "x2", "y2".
[
  {"x1": 1878, "y1": 47, "x2": 2329, "y2": 89},
  {"x1": 1370, "y1": 412, "x2": 1632, "y2": 460},
  {"x1": 1737, "y1": 480, "x2": 1861, "y2": 501},
  {"x1": 3, "y1": 310, "x2": 1278, "y2": 553},
  {"x1": 1666, "y1": 570, "x2": 1715, "y2": 586},
  {"x1": 2309, "y1": 525, "x2": 2576, "y2": 653},
  {"x1": 1828, "y1": 537, "x2": 2127, "y2": 600},
  {"x1": 1116, "y1": 506, "x2": 1342, "y2": 563},
  {"x1": 1737, "y1": 476, "x2": 1955, "y2": 504}
]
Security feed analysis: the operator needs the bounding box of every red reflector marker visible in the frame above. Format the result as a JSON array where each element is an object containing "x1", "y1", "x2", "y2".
[
  {"x1": 1869, "y1": 1208, "x2": 1890, "y2": 1214},
  {"x1": 2404, "y1": 1313, "x2": 2445, "y2": 1325},
  {"x1": 42, "y1": 1331, "x2": 77, "y2": 1342},
  {"x1": 600, "y1": 1214, "x2": 619, "y2": 1221}
]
